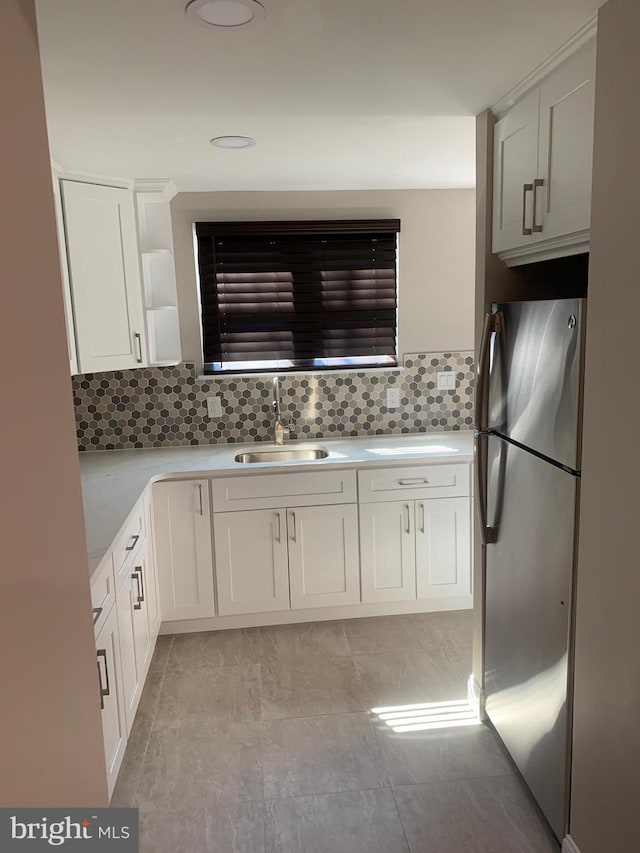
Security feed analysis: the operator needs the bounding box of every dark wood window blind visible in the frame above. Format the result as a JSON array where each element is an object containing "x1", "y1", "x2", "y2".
[{"x1": 195, "y1": 219, "x2": 400, "y2": 374}]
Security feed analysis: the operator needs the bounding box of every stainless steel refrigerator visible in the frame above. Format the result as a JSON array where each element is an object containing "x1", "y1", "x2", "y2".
[{"x1": 475, "y1": 297, "x2": 586, "y2": 840}]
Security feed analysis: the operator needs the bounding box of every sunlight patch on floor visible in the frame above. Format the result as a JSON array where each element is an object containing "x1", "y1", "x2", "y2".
[{"x1": 372, "y1": 698, "x2": 480, "y2": 733}]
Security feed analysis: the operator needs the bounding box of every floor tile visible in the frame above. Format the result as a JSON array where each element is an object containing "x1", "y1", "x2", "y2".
[
  {"x1": 260, "y1": 655, "x2": 368, "y2": 720},
  {"x1": 140, "y1": 802, "x2": 266, "y2": 853},
  {"x1": 168, "y1": 628, "x2": 261, "y2": 668},
  {"x1": 135, "y1": 720, "x2": 264, "y2": 812},
  {"x1": 353, "y1": 646, "x2": 471, "y2": 711},
  {"x1": 410, "y1": 610, "x2": 474, "y2": 649},
  {"x1": 149, "y1": 635, "x2": 174, "y2": 673},
  {"x1": 154, "y1": 661, "x2": 261, "y2": 727},
  {"x1": 260, "y1": 620, "x2": 350, "y2": 661},
  {"x1": 265, "y1": 790, "x2": 409, "y2": 853},
  {"x1": 374, "y1": 720, "x2": 513, "y2": 786},
  {"x1": 263, "y1": 713, "x2": 387, "y2": 799},
  {"x1": 343, "y1": 615, "x2": 423, "y2": 655},
  {"x1": 394, "y1": 775, "x2": 559, "y2": 853}
]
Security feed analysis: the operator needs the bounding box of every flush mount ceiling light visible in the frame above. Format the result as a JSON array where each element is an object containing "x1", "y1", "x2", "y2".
[
  {"x1": 210, "y1": 135, "x2": 256, "y2": 149},
  {"x1": 186, "y1": 0, "x2": 266, "y2": 28}
]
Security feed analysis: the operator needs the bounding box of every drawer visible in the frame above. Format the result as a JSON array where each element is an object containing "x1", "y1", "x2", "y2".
[
  {"x1": 212, "y1": 470, "x2": 357, "y2": 512},
  {"x1": 112, "y1": 500, "x2": 147, "y2": 587},
  {"x1": 358, "y1": 463, "x2": 470, "y2": 503},
  {"x1": 90, "y1": 552, "x2": 115, "y2": 638}
]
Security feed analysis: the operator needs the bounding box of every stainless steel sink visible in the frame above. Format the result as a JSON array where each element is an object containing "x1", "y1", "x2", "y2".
[{"x1": 234, "y1": 446, "x2": 329, "y2": 464}]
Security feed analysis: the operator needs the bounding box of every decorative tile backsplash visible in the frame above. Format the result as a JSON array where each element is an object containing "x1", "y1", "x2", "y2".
[{"x1": 72, "y1": 352, "x2": 475, "y2": 451}]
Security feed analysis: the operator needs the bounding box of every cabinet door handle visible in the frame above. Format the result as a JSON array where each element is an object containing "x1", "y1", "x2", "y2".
[
  {"x1": 533, "y1": 178, "x2": 544, "y2": 233},
  {"x1": 290, "y1": 511, "x2": 297, "y2": 542},
  {"x1": 92, "y1": 606, "x2": 103, "y2": 625},
  {"x1": 522, "y1": 183, "x2": 533, "y2": 236},
  {"x1": 96, "y1": 649, "x2": 110, "y2": 710},
  {"x1": 398, "y1": 478, "x2": 429, "y2": 486},
  {"x1": 132, "y1": 569, "x2": 143, "y2": 610},
  {"x1": 197, "y1": 483, "x2": 204, "y2": 516},
  {"x1": 125, "y1": 533, "x2": 140, "y2": 552},
  {"x1": 404, "y1": 504, "x2": 411, "y2": 534},
  {"x1": 419, "y1": 503, "x2": 425, "y2": 534},
  {"x1": 134, "y1": 332, "x2": 143, "y2": 363},
  {"x1": 274, "y1": 512, "x2": 282, "y2": 543}
]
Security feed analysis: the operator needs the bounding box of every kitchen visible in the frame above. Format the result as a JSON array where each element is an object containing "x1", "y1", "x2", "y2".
[{"x1": 3, "y1": 0, "x2": 637, "y2": 853}]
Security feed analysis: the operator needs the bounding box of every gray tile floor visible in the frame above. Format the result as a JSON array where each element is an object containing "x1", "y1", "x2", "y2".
[{"x1": 112, "y1": 612, "x2": 560, "y2": 852}]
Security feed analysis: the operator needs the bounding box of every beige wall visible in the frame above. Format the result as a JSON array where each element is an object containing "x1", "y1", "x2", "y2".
[
  {"x1": 172, "y1": 189, "x2": 476, "y2": 367},
  {"x1": 0, "y1": 0, "x2": 107, "y2": 806},
  {"x1": 570, "y1": 0, "x2": 640, "y2": 848}
]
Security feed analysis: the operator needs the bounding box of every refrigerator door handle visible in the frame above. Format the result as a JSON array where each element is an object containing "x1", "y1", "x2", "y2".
[
  {"x1": 475, "y1": 431, "x2": 496, "y2": 546},
  {"x1": 475, "y1": 312, "x2": 501, "y2": 432}
]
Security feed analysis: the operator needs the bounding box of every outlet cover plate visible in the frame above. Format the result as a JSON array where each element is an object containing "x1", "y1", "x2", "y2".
[
  {"x1": 437, "y1": 372, "x2": 457, "y2": 391},
  {"x1": 206, "y1": 396, "x2": 223, "y2": 418},
  {"x1": 386, "y1": 388, "x2": 401, "y2": 409}
]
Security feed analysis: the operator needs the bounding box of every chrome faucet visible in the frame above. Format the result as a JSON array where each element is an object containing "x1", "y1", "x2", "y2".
[{"x1": 272, "y1": 376, "x2": 291, "y2": 445}]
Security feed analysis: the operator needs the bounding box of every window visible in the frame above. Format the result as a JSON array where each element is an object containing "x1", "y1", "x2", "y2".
[{"x1": 194, "y1": 219, "x2": 400, "y2": 374}]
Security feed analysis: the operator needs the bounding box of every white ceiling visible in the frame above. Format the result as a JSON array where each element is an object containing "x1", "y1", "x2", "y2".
[{"x1": 36, "y1": 0, "x2": 602, "y2": 192}]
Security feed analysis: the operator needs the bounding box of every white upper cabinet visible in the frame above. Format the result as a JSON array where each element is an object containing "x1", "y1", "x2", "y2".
[
  {"x1": 52, "y1": 177, "x2": 79, "y2": 375},
  {"x1": 493, "y1": 90, "x2": 541, "y2": 254},
  {"x1": 492, "y1": 36, "x2": 596, "y2": 264},
  {"x1": 61, "y1": 180, "x2": 147, "y2": 373},
  {"x1": 536, "y1": 41, "x2": 596, "y2": 242}
]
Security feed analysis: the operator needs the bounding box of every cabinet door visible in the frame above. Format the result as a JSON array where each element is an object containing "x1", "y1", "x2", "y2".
[
  {"x1": 116, "y1": 575, "x2": 142, "y2": 733},
  {"x1": 537, "y1": 40, "x2": 596, "y2": 241},
  {"x1": 95, "y1": 605, "x2": 127, "y2": 800},
  {"x1": 52, "y1": 177, "x2": 79, "y2": 375},
  {"x1": 416, "y1": 498, "x2": 471, "y2": 599},
  {"x1": 359, "y1": 501, "x2": 416, "y2": 603},
  {"x1": 288, "y1": 504, "x2": 360, "y2": 609},
  {"x1": 153, "y1": 480, "x2": 215, "y2": 621},
  {"x1": 214, "y1": 509, "x2": 290, "y2": 616},
  {"x1": 492, "y1": 89, "x2": 540, "y2": 253},
  {"x1": 61, "y1": 180, "x2": 146, "y2": 373}
]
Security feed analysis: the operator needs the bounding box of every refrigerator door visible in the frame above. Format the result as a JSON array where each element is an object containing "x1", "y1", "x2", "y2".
[
  {"x1": 484, "y1": 435, "x2": 577, "y2": 840},
  {"x1": 488, "y1": 298, "x2": 585, "y2": 471}
]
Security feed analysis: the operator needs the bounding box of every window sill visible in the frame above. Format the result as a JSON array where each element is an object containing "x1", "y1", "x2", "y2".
[{"x1": 197, "y1": 365, "x2": 405, "y2": 381}]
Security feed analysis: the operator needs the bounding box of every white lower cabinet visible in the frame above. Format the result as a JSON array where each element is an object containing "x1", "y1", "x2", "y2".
[
  {"x1": 416, "y1": 498, "x2": 471, "y2": 599},
  {"x1": 288, "y1": 504, "x2": 360, "y2": 609},
  {"x1": 360, "y1": 496, "x2": 471, "y2": 604},
  {"x1": 359, "y1": 501, "x2": 416, "y2": 603},
  {"x1": 153, "y1": 479, "x2": 215, "y2": 622},
  {"x1": 95, "y1": 604, "x2": 127, "y2": 799},
  {"x1": 214, "y1": 509, "x2": 290, "y2": 616}
]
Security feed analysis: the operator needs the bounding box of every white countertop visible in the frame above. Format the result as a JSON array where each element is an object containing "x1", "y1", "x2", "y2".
[{"x1": 80, "y1": 432, "x2": 474, "y2": 576}]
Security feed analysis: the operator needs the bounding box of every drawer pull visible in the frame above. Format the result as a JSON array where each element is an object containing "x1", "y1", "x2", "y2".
[
  {"x1": 398, "y1": 478, "x2": 430, "y2": 486},
  {"x1": 96, "y1": 649, "x2": 110, "y2": 710},
  {"x1": 125, "y1": 533, "x2": 140, "y2": 552},
  {"x1": 92, "y1": 606, "x2": 103, "y2": 625}
]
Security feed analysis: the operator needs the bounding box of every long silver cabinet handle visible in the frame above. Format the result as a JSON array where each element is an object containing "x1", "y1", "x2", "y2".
[
  {"x1": 475, "y1": 312, "x2": 501, "y2": 433},
  {"x1": 197, "y1": 483, "x2": 204, "y2": 516},
  {"x1": 134, "y1": 332, "x2": 143, "y2": 363},
  {"x1": 522, "y1": 183, "x2": 533, "y2": 235},
  {"x1": 274, "y1": 512, "x2": 282, "y2": 543},
  {"x1": 132, "y1": 569, "x2": 143, "y2": 610},
  {"x1": 290, "y1": 511, "x2": 296, "y2": 542},
  {"x1": 398, "y1": 478, "x2": 429, "y2": 486},
  {"x1": 404, "y1": 504, "x2": 411, "y2": 534},
  {"x1": 532, "y1": 178, "x2": 544, "y2": 233},
  {"x1": 96, "y1": 649, "x2": 110, "y2": 710},
  {"x1": 419, "y1": 503, "x2": 425, "y2": 534}
]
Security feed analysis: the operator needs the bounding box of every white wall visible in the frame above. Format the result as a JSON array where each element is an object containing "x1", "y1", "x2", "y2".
[{"x1": 171, "y1": 189, "x2": 476, "y2": 367}]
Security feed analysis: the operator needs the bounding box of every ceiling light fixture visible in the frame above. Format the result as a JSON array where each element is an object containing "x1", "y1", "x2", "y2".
[
  {"x1": 185, "y1": 0, "x2": 265, "y2": 28},
  {"x1": 210, "y1": 136, "x2": 256, "y2": 149}
]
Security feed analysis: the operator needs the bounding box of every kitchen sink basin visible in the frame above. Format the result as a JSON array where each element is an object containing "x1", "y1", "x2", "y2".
[{"x1": 234, "y1": 446, "x2": 329, "y2": 464}]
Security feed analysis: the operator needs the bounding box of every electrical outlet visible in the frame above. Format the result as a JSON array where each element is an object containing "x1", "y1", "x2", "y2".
[
  {"x1": 386, "y1": 387, "x2": 401, "y2": 409},
  {"x1": 206, "y1": 396, "x2": 223, "y2": 419},
  {"x1": 437, "y1": 372, "x2": 457, "y2": 391}
]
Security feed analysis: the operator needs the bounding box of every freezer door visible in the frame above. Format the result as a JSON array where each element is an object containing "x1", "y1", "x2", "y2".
[
  {"x1": 484, "y1": 436, "x2": 577, "y2": 840},
  {"x1": 488, "y1": 298, "x2": 585, "y2": 471}
]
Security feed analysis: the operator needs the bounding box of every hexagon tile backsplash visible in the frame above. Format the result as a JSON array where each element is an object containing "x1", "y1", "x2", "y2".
[{"x1": 72, "y1": 352, "x2": 475, "y2": 451}]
